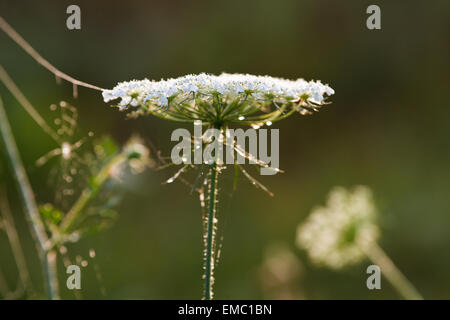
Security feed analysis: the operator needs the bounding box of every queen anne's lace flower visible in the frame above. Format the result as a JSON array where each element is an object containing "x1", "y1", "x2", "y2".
[
  {"x1": 296, "y1": 186, "x2": 379, "y2": 269},
  {"x1": 102, "y1": 73, "x2": 334, "y2": 125}
]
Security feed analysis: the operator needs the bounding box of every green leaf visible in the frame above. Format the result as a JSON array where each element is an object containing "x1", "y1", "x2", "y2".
[{"x1": 39, "y1": 203, "x2": 63, "y2": 225}]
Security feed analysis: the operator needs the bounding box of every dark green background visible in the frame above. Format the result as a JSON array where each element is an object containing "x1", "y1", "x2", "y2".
[{"x1": 0, "y1": 0, "x2": 449, "y2": 299}]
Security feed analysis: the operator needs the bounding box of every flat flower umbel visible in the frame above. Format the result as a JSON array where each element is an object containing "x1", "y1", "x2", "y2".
[
  {"x1": 103, "y1": 73, "x2": 334, "y2": 300},
  {"x1": 102, "y1": 73, "x2": 334, "y2": 127}
]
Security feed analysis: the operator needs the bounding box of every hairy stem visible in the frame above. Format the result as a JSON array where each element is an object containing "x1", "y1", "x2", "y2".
[
  {"x1": 203, "y1": 127, "x2": 222, "y2": 300},
  {"x1": 0, "y1": 95, "x2": 59, "y2": 299},
  {"x1": 364, "y1": 243, "x2": 423, "y2": 300},
  {"x1": 204, "y1": 161, "x2": 218, "y2": 300}
]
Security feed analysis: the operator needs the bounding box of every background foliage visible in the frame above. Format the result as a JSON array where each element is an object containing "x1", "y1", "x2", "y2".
[{"x1": 0, "y1": 0, "x2": 449, "y2": 299}]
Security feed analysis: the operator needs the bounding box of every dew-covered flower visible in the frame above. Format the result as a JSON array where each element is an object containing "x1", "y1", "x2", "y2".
[
  {"x1": 296, "y1": 186, "x2": 379, "y2": 269},
  {"x1": 102, "y1": 73, "x2": 334, "y2": 126}
]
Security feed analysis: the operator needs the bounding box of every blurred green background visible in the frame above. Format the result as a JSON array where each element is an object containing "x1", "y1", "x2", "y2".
[{"x1": 0, "y1": 0, "x2": 449, "y2": 299}]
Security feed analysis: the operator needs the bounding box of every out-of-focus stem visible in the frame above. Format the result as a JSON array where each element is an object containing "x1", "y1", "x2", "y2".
[
  {"x1": 45, "y1": 250, "x2": 59, "y2": 300},
  {"x1": 0, "y1": 65, "x2": 61, "y2": 144},
  {"x1": 364, "y1": 242, "x2": 423, "y2": 300},
  {"x1": 0, "y1": 95, "x2": 59, "y2": 299},
  {"x1": 0, "y1": 186, "x2": 34, "y2": 296},
  {"x1": 59, "y1": 153, "x2": 127, "y2": 234}
]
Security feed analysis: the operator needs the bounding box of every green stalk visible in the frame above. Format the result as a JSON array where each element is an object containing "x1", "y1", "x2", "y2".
[
  {"x1": 0, "y1": 95, "x2": 59, "y2": 299},
  {"x1": 203, "y1": 126, "x2": 221, "y2": 300},
  {"x1": 363, "y1": 243, "x2": 423, "y2": 300},
  {"x1": 45, "y1": 250, "x2": 59, "y2": 299},
  {"x1": 204, "y1": 161, "x2": 218, "y2": 300},
  {"x1": 59, "y1": 153, "x2": 127, "y2": 234}
]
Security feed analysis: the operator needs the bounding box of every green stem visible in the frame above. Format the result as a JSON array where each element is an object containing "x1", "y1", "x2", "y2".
[
  {"x1": 0, "y1": 186, "x2": 34, "y2": 296},
  {"x1": 364, "y1": 243, "x2": 423, "y2": 300},
  {"x1": 203, "y1": 126, "x2": 221, "y2": 300},
  {"x1": 0, "y1": 95, "x2": 59, "y2": 299},
  {"x1": 59, "y1": 153, "x2": 127, "y2": 234},
  {"x1": 204, "y1": 161, "x2": 218, "y2": 300},
  {"x1": 45, "y1": 250, "x2": 59, "y2": 300}
]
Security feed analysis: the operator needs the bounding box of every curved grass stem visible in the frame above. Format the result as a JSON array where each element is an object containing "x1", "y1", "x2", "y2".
[{"x1": 0, "y1": 16, "x2": 103, "y2": 91}]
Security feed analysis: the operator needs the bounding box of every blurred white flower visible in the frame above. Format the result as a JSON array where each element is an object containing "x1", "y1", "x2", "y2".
[
  {"x1": 296, "y1": 186, "x2": 379, "y2": 269},
  {"x1": 123, "y1": 136, "x2": 152, "y2": 174},
  {"x1": 259, "y1": 243, "x2": 304, "y2": 299}
]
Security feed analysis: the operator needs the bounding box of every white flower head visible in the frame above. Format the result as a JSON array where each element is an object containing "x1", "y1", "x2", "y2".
[
  {"x1": 296, "y1": 186, "x2": 379, "y2": 269},
  {"x1": 102, "y1": 73, "x2": 334, "y2": 125}
]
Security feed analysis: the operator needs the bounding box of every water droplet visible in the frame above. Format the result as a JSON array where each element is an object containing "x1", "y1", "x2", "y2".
[
  {"x1": 63, "y1": 189, "x2": 74, "y2": 195},
  {"x1": 62, "y1": 142, "x2": 71, "y2": 159}
]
